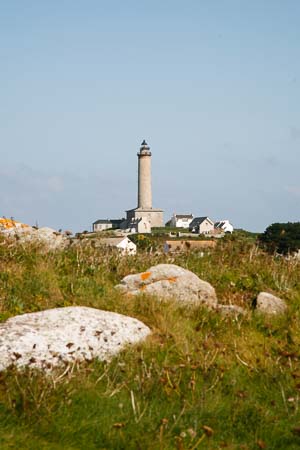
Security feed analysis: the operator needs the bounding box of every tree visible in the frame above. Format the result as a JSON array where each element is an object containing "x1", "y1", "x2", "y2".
[{"x1": 259, "y1": 222, "x2": 300, "y2": 255}]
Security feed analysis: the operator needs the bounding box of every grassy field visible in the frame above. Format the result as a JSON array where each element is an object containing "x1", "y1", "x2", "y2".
[{"x1": 0, "y1": 234, "x2": 300, "y2": 449}]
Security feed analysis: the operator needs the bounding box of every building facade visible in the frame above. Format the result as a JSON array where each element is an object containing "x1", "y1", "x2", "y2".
[
  {"x1": 93, "y1": 219, "x2": 125, "y2": 232},
  {"x1": 169, "y1": 214, "x2": 194, "y2": 228}
]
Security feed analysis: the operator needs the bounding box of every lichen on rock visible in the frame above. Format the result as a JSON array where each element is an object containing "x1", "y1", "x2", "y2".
[
  {"x1": 116, "y1": 263, "x2": 218, "y2": 308},
  {"x1": 0, "y1": 307, "x2": 151, "y2": 372}
]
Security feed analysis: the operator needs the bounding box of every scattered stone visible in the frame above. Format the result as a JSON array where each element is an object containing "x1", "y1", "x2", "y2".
[
  {"x1": 255, "y1": 292, "x2": 287, "y2": 315},
  {"x1": 116, "y1": 263, "x2": 218, "y2": 308},
  {"x1": 0, "y1": 307, "x2": 151, "y2": 372}
]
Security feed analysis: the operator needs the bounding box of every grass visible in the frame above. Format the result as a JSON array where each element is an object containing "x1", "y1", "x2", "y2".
[{"x1": 0, "y1": 235, "x2": 300, "y2": 449}]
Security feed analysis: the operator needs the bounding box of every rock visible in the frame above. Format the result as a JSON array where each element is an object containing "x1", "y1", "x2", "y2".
[
  {"x1": 116, "y1": 264, "x2": 218, "y2": 308},
  {"x1": 255, "y1": 292, "x2": 287, "y2": 315},
  {"x1": 0, "y1": 218, "x2": 30, "y2": 232},
  {"x1": 216, "y1": 304, "x2": 246, "y2": 317},
  {"x1": 0, "y1": 307, "x2": 151, "y2": 372},
  {"x1": 23, "y1": 227, "x2": 68, "y2": 250},
  {"x1": 1, "y1": 225, "x2": 69, "y2": 250}
]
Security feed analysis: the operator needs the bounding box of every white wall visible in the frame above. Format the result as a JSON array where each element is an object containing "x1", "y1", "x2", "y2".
[
  {"x1": 199, "y1": 220, "x2": 214, "y2": 234},
  {"x1": 93, "y1": 223, "x2": 112, "y2": 232},
  {"x1": 170, "y1": 215, "x2": 193, "y2": 228},
  {"x1": 117, "y1": 238, "x2": 137, "y2": 255},
  {"x1": 219, "y1": 220, "x2": 234, "y2": 233}
]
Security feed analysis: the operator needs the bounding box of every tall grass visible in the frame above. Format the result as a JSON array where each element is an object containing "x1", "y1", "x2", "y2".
[{"x1": 0, "y1": 237, "x2": 300, "y2": 449}]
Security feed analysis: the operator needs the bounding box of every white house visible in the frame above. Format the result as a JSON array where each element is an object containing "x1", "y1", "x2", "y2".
[
  {"x1": 189, "y1": 217, "x2": 214, "y2": 234},
  {"x1": 98, "y1": 236, "x2": 137, "y2": 255},
  {"x1": 214, "y1": 220, "x2": 234, "y2": 234},
  {"x1": 169, "y1": 214, "x2": 194, "y2": 229}
]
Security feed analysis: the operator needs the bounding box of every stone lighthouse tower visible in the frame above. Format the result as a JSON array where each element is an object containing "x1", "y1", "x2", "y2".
[
  {"x1": 138, "y1": 140, "x2": 152, "y2": 209},
  {"x1": 126, "y1": 140, "x2": 164, "y2": 230}
]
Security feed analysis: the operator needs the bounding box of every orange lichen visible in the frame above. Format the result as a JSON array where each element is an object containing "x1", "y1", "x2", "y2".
[
  {"x1": 140, "y1": 272, "x2": 151, "y2": 281},
  {"x1": 167, "y1": 277, "x2": 178, "y2": 283},
  {"x1": 0, "y1": 218, "x2": 29, "y2": 230}
]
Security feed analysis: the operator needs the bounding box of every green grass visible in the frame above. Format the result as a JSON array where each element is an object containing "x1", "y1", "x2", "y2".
[{"x1": 0, "y1": 236, "x2": 300, "y2": 449}]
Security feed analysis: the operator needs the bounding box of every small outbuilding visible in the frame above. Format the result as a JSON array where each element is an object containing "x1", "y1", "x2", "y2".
[{"x1": 98, "y1": 236, "x2": 137, "y2": 255}]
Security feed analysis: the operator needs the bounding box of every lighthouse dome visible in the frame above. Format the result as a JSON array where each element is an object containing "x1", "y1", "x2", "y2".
[{"x1": 139, "y1": 140, "x2": 151, "y2": 155}]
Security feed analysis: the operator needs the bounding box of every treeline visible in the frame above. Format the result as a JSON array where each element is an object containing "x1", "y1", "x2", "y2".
[{"x1": 259, "y1": 222, "x2": 300, "y2": 255}]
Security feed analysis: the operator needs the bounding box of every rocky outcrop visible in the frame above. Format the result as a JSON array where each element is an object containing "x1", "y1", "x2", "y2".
[
  {"x1": 0, "y1": 307, "x2": 151, "y2": 372},
  {"x1": 1, "y1": 225, "x2": 69, "y2": 250},
  {"x1": 116, "y1": 264, "x2": 218, "y2": 308},
  {"x1": 0, "y1": 218, "x2": 30, "y2": 232},
  {"x1": 255, "y1": 292, "x2": 287, "y2": 315}
]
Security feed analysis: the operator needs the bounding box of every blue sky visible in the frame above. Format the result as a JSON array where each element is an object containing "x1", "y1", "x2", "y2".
[{"x1": 0, "y1": 1, "x2": 299, "y2": 231}]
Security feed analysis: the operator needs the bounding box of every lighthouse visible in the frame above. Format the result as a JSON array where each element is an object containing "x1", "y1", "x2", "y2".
[
  {"x1": 138, "y1": 140, "x2": 152, "y2": 209},
  {"x1": 126, "y1": 140, "x2": 164, "y2": 231}
]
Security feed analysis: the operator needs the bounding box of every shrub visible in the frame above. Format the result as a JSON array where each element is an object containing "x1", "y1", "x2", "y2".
[{"x1": 259, "y1": 222, "x2": 300, "y2": 255}]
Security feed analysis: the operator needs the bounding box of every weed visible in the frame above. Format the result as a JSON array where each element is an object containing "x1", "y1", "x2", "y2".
[{"x1": 0, "y1": 238, "x2": 300, "y2": 448}]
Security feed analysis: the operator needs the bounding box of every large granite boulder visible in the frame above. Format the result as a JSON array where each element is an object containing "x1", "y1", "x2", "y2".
[
  {"x1": 116, "y1": 264, "x2": 218, "y2": 308},
  {"x1": 1, "y1": 225, "x2": 69, "y2": 250},
  {"x1": 0, "y1": 307, "x2": 150, "y2": 372},
  {"x1": 255, "y1": 292, "x2": 287, "y2": 315}
]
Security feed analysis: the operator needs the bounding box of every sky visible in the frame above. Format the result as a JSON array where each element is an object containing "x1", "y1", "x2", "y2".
[{"x1": 0, "y1": 0, "x2": 299, "y2": 232}]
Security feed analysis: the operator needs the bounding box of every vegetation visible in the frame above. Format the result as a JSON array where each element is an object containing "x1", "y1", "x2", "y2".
[
  {"x1": 259, "y1": 222, "x2": 300, "y2": 255},
  {"x1": 0, "y1": 235, "x2": 300, "y2": 449},
  {"x1": 152, "y1": 227, "x2": 191, "y2": 235}
]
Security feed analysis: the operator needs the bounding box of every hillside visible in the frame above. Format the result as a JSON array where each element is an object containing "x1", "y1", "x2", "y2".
[{"x1": 0, "y1": 234, "x2": 300, "y2": 449}]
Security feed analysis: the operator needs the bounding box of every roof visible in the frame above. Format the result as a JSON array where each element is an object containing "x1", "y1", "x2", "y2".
[
  {"x1": 93, "y1": 219, "x2": 112, "y2": 225},
  {"x1": 110, "y1": 219, "x2": 125, "y2": 224},
  {"x1": 215, "y1": 221, "x2": 224, "y2": 228},
  {"x1": 99, "y1": 236, "x2": 136, "y2": 246},
  {"x1": 174, "y1": 214, "x2": 193, "y2": 219},
  {"x1": 99, "y1": 237, "x2": 127, "y2": 246},
  {"x1": 93, "y1": 219, "x2": 124, "y2": 225},
  {"x1": 215, "y1": 220, "x2": 232, "y2": 229},
  {"x1": 190, "y1": 217, "x2": 214, "y2": 226}
]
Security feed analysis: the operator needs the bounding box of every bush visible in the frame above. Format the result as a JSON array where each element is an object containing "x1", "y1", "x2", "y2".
[{"x1": 259, "y1": 222, "x2": 300, "y2": 255}]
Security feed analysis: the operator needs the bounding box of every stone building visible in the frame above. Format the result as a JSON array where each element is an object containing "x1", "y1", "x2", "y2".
[
  {"x1": 125, "y1": 140, "x2": 164, "y2": 230},
  {"x1": 98, "y1": 236, "x2": 136, "y2": 255}
]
